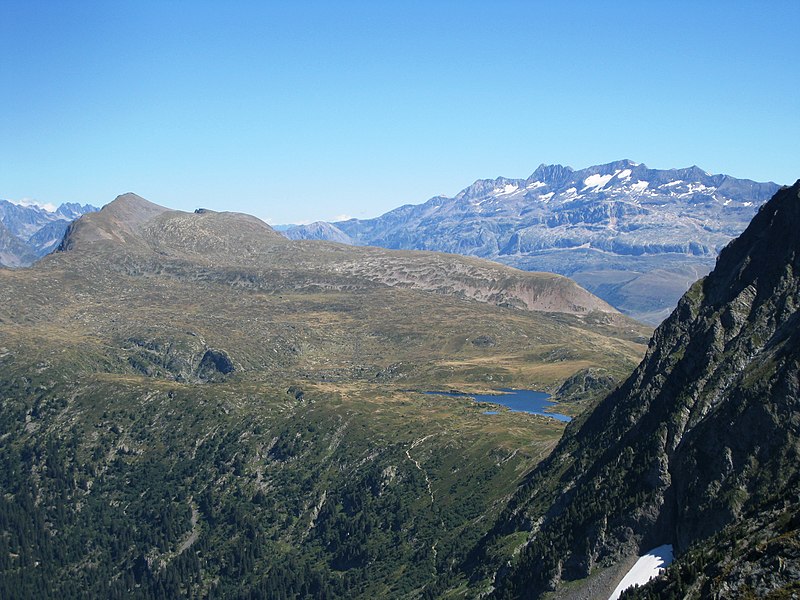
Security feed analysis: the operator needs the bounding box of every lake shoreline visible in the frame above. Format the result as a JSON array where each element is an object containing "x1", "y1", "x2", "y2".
[{"x1": 424, "y1": 388, "x2": 572, "y2": 422}]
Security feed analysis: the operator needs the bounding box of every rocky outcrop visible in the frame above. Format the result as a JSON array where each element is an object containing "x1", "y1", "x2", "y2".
[
  {"x1": 554, "y1": 368, "x2": 616, "y2": 404},
  {"x1": 482, "y1": 181, "x2": 800, "y2": 598},
  {"x1": 197, "y1": 349, "x2": 235, "y2": 382},
  {"x1": 125, "y1": 335, "x2": 236, "y2": 383}
]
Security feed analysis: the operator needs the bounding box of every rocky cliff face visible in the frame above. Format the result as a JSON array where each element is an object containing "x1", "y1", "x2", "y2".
[{"x1": 481, "y1": 181, "x2": 800, "y2": 598}]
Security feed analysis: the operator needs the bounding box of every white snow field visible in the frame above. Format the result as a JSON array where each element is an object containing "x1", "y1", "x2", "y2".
[{"x1": 608, "y1": 544, "x2": 674, "y2": 600}]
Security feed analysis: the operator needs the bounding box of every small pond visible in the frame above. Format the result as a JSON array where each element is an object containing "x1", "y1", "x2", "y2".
[{"x1": 426, "y1": 388, "x2": 571, "y2": 422}]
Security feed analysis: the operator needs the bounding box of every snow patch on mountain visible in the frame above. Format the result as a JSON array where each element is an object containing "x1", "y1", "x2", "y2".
[
  {"x1": 496, "y1": 184, "x2": 519, "y2": 195},
  {"x1": 583, "y1": 174, "x2": 614, "y2": 190},
  {"x1": 608, "y1": 545, "x2": 674, "y2": 600}
]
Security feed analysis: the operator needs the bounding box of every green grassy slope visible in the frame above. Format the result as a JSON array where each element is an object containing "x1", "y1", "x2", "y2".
[{"x1": 0, "y1": 196, "x2": 650, "y2": 598}]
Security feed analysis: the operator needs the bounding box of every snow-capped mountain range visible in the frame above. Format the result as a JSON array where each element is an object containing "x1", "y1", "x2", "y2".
[
  {"x1": 0, "y1": 199, "x2": 98, "y2": 267},
  {"x1": 285, "y1": 160, "x2": 781, "y2": 323}
]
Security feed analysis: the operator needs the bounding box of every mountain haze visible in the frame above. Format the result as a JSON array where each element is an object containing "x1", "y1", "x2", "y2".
[
  {"x1": 285, "y1": 161, "x2": 779, "y2": 323},
  {"x1": 282, "y1": 221, "x2": 360, "y2": 245},
  {"x1": 0, "y1": 198, "x2": 98, "y2": 267}
]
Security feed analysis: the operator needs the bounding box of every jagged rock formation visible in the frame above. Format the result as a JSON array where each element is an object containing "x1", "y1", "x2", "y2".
[
  {"x1": 285, "y1": 161, "x2": 780, "y2": 323},
  {"x1": 479, "y1": 181, "x2": 800, "y2": 598},
  {"x1": 197, "y1": 349, "x2": 236, "y2": 382},
  {"x1": 0, "y1": 198, "x2": 97, "y2": 266}
]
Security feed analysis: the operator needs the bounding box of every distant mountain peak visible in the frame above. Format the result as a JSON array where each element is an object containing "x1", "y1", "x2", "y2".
[
  {"x1": 59, "y1": 192, "x2": 171, "y2": 250},
  {"x1": 289, "y1": 161, "x2": 780, "y2": 323},
  {"x1": 529, "y1": 163, "x2": 575, "y2": 186},
  {"x1": 55, "y1": 202, "x2": 96, "y2": 220},
  {"x1": 282, "y1": 221, "x2": 360, "y2": 245},
  {"x1": 59, "y1": 193, "x2": 285, "y2": 256},
  {"x1": 456, "y1": 176, "x2": 525, "y2": 202},
  {"x1": 105, "y1": 192, "x2": 167, "y2": 214},
  {"x1": 0, "y1": 197, "x2": 98, "y2": 267}
]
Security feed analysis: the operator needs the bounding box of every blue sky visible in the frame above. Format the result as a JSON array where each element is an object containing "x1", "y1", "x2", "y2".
[{"x1": 1, "y1": 1, "x2": 798, "y2": 224}]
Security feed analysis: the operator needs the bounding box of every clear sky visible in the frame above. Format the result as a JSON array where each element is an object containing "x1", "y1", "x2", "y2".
[{"x1": 1, "y1": 1, "x2": 798, "y2": 224}]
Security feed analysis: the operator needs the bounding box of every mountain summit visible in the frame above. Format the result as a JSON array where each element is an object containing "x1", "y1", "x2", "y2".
[
  {"x1": 58, "y1": 193, "x2": 171, "y2": 249},
  {"x1": 481, "y1": 180, "x2": 800, "y2": 598},
  {"x1": 59, "y1": 192, "x2": 287, "y2": 259},
  {"x1": 285, "y1": 161, "x2": 780, "y2": 323},
  {"x1": 52, "y1": 193, "x2": 619, "y2": 316}
]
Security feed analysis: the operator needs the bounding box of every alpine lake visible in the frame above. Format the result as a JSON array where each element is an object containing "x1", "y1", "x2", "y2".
[{"x1": 426, "y1": 388, "x2": 571, "y2": 422}]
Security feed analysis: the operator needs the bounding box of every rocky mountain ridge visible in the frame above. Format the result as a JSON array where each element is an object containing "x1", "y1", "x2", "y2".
[
  {"x1": 0, "y1": 198, "x2": 97, "y2": 267},
  {"x1": 57, "y1": 193, "x2": 619, "y2": 317},
  {"x1": 285, "y1": 160, "x2": 780, "y2": 323},
  {"x1": 475, "y1": 180, "x2": 800, "y2": 599}
]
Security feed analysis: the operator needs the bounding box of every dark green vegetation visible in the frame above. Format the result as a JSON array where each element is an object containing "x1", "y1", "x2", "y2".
[
  {"x1": 0, "y1": 195, "x2": 649, "y2": 598},
  {"x1": 475, "y1": 181, "x2": 800, "y2": 598},
  {"x1": 0, "y1": 371, "x2": 566, "y2": 599}
]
